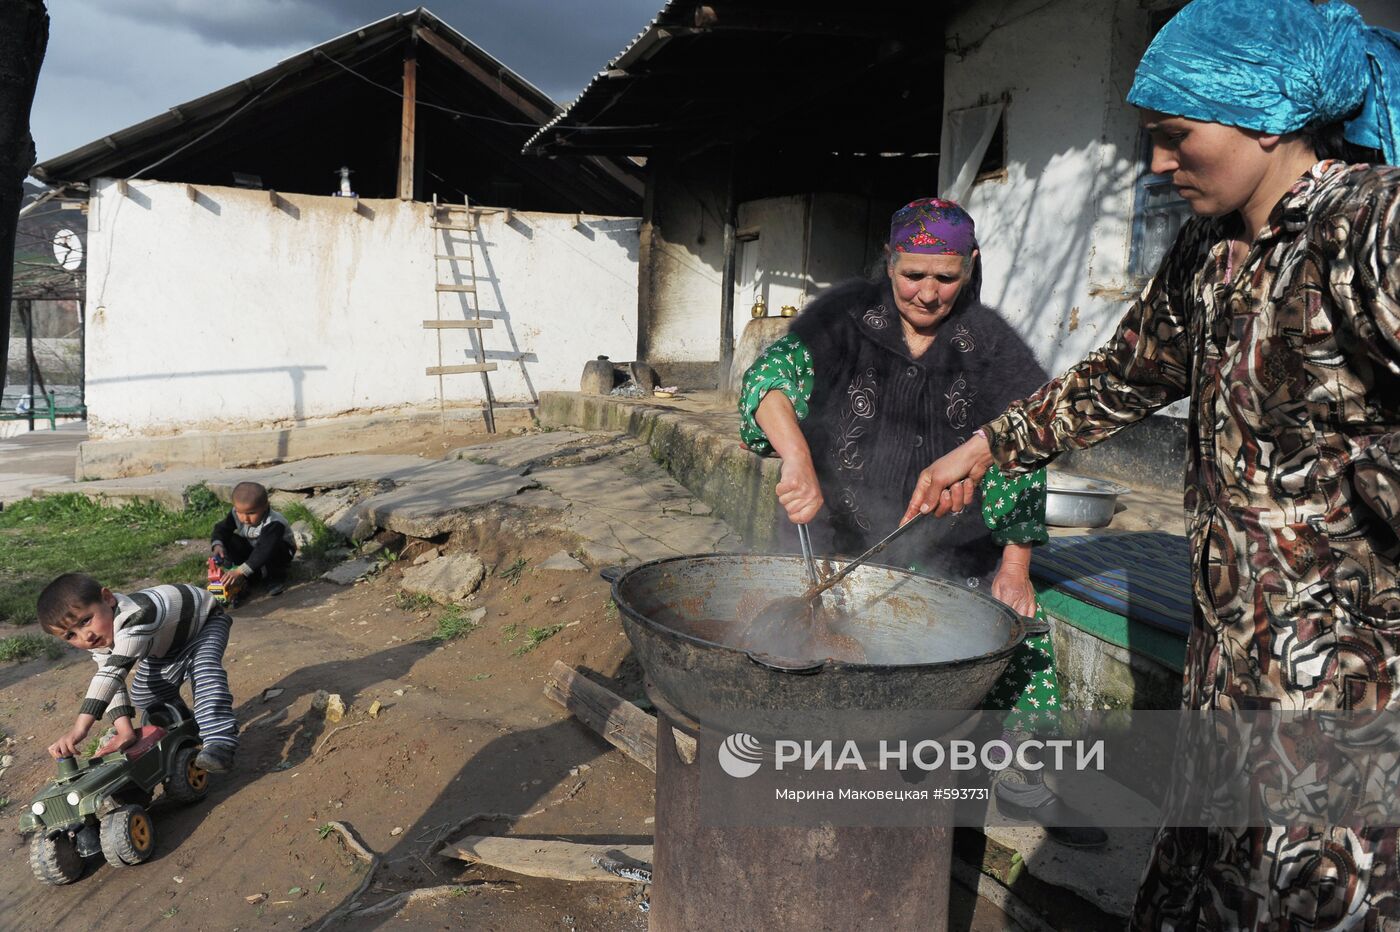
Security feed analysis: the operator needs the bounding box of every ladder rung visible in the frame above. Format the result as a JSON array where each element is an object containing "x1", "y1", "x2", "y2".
[
  {"x1": 434, "y1": 254, "x2": 475, "y2": 260},
  {"x1": 433, "y1": 224, "x2": 475, "y2": 232},
  {"x1": 435, "y1": 284, "x2": 477, "y2": 293},
  {"x1": 423, "y1": 319, "x2": 493, "y2": 329},
  {"x1": 427, "y1": 363, "x2": 498, "y2": 375}
]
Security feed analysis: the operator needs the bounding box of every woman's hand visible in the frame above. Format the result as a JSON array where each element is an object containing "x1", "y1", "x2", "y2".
[
  {"x1": 776, "y1": 455, "x2": 824, "y2": 525},
  {"x1": 992, "y1": 544, "x2": 1037, "y2": 617},
  {"x1": 902, "y1": 433, "x2": 996, "y2": 523}
]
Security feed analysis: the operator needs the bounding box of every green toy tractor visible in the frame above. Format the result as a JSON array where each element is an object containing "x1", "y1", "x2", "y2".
[{"x1": 19, "y1": 703, "x2": 209, "y2": 885}]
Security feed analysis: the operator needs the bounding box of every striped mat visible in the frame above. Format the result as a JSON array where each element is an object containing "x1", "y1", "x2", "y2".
[{"x1": 1030, "y1": 532, "x2": 1193, "y2": 638}]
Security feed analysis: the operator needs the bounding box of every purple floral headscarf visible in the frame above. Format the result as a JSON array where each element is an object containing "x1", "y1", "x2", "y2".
[{"x1": 888, "y1": 198, "x2": 977, "y2": 256}]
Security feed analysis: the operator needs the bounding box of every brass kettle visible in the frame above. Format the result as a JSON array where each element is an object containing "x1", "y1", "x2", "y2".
[{"x1": 750, "y1": 297, "x2": 767, "y2": 319}]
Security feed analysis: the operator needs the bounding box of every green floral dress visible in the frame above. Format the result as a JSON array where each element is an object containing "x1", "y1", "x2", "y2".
[{"x1": 740, "y1": 333, "x2": 1062, "y2": 729}]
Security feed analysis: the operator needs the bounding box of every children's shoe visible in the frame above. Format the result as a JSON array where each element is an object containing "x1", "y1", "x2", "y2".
[{"x1": 194, "y1": 743, "x2": 236, "y2": 773}]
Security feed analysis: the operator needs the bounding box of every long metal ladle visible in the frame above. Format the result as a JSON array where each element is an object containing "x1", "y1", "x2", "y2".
[{"x1": 798, "y1": 509, "x2": 930, "y2": 601}]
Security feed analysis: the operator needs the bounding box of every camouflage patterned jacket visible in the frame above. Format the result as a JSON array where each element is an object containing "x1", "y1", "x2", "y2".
[{"x1": 985, "y1": 160, "x2": 1400, "y2": 711}]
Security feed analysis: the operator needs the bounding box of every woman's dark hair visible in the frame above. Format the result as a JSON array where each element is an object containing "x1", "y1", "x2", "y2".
[{"x1": 1299, "y1": 117, "x2": 1384, "y2": 164}]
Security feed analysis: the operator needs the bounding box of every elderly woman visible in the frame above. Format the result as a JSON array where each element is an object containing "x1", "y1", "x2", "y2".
[
  {"x1": 905, "y1": 0, "x2": 1400, "y2": 926},
  {"x1": 738, "y1": 198, "x2": 1105, "y2": 847}
]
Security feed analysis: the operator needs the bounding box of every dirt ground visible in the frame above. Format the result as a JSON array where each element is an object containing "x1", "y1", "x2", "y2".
[
  {"x1": 0, "y1": 450, "x2": 1013, "y2": 930},
  {"x1": 0, "y1": 509, "x2": 656, "y2": 930}
]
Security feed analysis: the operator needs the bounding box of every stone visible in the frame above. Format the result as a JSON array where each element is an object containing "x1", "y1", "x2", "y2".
[
  {"x1": 290, "y1": 521, "x2": 314, "y2": 550},
  {"x1": 269, "y1": 490, "x2": 308, "y2": 509},
  {"x1": 331, "y1": 504, "x2": 375, "y2": 543},
  {"x1": 245, "y1": 893, "x2": 267, "y2": 905},
  {"x1": 322, "y1": 556, "x2": 378, "y2": 585},
  {"x1": 399, "y1": 553, "x2": 486, "y2": 603},
  {"x1": 368, "y1": 700, "x2": 383, "y2": 719},
  {"x1": 413, "y1": 547, "x2": 440, "y2": 566},
  {"x1": 359, "y1": 539, "x2": 386, "y2": 556},
  {"x1": 390, "y1": 826, "x2": 404, "y2": 837},
  {"x1": 548, "y1": 595, "x2": 563, "y2": 604},
  {"x1": 539, "y1": 550, "x2": 587, "y2": 572},
  {"x1": 0, "y1": 754, "x2": 12, "y2": 768},
  {"x1": 261, "y1": 688, "x2": 284, "y2": 702},
  {"x1": 628, "y1": 361, "x2": 659, "y2": 393},
  {"x1": 580, "y1": 357, "x2": 615, "y2": 395}
]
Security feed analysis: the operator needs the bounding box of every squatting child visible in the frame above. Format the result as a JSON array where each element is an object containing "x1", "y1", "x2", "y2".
[
  {"x1": 38, "y1": 574, "x2": 238, "y2": 772},
  {"x1": 211, "y1": 481, "x2": 296, "y2": 598}
]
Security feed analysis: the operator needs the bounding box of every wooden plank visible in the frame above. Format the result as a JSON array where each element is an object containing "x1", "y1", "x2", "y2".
[
  {"x1": 426, "y1": 363, "x2": 497, "y2": 375},
  {"x1": 397, "y1": 54, "x2": 417, "y2": 200},
  {"x1": 417, "y1": 28, "x2": 552, "y2": 123},
  {"x1": 433, "y1": 224, "x2": 476, "y2": 232},
  {"x1": 441, "y1": 834, "x2": 652, "y2": 883},
  {"x1": 543, "y1": 661, "x2": 696, "y2": 773},
  {"x1": 434, "y1": 284, "x2": 477, "y2": 293},
  {"x1": 434, "y1": 253, "x2": 475, "y2": 260},
  {"x1": 422, "y1": 320, "x2": 492, "y2": 329}
]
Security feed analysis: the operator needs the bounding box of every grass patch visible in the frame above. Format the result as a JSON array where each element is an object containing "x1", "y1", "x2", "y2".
[
  {"x1": 432, "y1": 606, "x2": 481, "y2": 642},
  {"x1": 0, "y1": 634, "x2": 64, "y2": 663},
  {"x1": 497, "y1": 558, "x2": 527, "y2": 585},
  {"x1": 501, "y1": 622, "x2": 520, "y2": 642},
  {"x1": 0, "y1": 797, "x2": 9, "y2": 811},
  {"x1": 0, "y1": 486, "x2": 227, "y2": 625},
  {"x1": 155, "y1": 551, "x2": 210, "y2": 585},
  {"x1": 278, "y1": 502, "x2": 342, "y2": 563},
  {"x1": 513, "y1": 623, "x2": 565, "y2": 656},
  {"x1": 396, "y1": 591, "x2": 435, "y2": 612}
]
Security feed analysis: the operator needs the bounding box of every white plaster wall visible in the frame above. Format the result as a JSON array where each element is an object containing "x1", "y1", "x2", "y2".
[
  {"x1": 735, "y1": 193, "x2": 881, "y2": 317},
  {"x1": 646, "y1": 167, "x2": 727, "y2": 363},
  {"x1": 944, "y1": 0, "x2": 1400, "y2": 384},
  {"x1": 83, "y1": 179, "x2": 638, "y2": 439},
  {"x1": 943, "y1": 0, "x2": 1144, "y2": 378}
]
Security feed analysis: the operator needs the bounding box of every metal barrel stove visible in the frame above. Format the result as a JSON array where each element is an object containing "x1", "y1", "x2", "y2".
[{"x1": 610, "y1": 554, "x2": 1047, "y2": 932}]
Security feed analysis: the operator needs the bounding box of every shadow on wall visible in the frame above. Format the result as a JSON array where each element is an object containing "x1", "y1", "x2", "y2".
[{"x1": 86, "y1": 365, "x2": 328, "y2": 459}]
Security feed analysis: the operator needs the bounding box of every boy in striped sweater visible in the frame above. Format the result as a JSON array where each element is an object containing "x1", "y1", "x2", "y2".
[{"x1": 38, "y1": 574, "x2": 238, "y2": 772}]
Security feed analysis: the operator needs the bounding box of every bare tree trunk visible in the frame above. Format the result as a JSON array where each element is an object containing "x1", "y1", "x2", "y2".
[{"x1": 0, "y1": 1, "x2": 50, "y2": 395}]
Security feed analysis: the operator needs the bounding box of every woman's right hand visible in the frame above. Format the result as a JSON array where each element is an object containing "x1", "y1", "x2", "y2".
[
  {"x1": 776, "y1": 455, "x2": 824, "y2": 525},
  {"x1": 902, "y1": 433, "x2": 995, "y2": 523}
]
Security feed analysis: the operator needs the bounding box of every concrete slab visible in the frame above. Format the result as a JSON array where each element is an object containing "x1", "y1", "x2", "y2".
[
  {"x1": 358, "y1": 462, "x2": 541, "y2": 538},
  {"x1": 321, "y1": 557, "x2": 378, "y2": 585},
  {"x1": 0, "y1": 421, "x2": 85, "y2": 504},
  {"x1": 75, "y1": 406, "x2": 534, "y2": 479},
  {"x1": 984, "y1": 771, "x2": 1159, "y2": 919},
  {"x1": 528, "y1": 452, "x2": 743, "y2": 563},
  {"x1": 448, "y1": 430, "x2": 634, "y2": 471}
]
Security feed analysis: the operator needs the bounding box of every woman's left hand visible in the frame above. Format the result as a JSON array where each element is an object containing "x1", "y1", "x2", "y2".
[{"x1": 992, "y1": 563, "x2": 1037, "y2": 618}]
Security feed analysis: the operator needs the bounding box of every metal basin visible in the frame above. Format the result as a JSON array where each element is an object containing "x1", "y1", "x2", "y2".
[
  {"x1": 1046, "y1": 472, "x2": 1131, "y2": 528},
  {"x1": 610, "y1": 553, "x2": 1045, "y2": 733}
]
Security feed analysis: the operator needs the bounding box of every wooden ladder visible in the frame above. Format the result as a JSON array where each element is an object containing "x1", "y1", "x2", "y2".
[{"x1": 427, "y1": 195, "x2": 497, "y2": 433}]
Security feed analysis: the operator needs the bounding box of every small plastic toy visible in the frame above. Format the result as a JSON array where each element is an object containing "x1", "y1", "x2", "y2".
[
  {"x1": 20, "y1": 703, "x2": 208, "y2": 885},
  {"x1": 207, "y1": 557, "x2": 243, "y2": 605}
]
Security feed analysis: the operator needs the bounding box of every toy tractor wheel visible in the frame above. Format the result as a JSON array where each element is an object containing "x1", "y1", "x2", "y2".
[
  {"x1": 100, "y1": 804, "x2": 156, "y2": 867},
  {"x1": 29, "y1": 833, "x2": 85, "y2": 885},
  {"x1": 165, "y1": 746, "x2": 209, "y2": 803}
]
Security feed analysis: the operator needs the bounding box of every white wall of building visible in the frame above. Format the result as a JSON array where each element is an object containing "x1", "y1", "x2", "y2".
[
  {"x1": 82, "y1": 179, "x2": 638, "y2": 439},
  {"x1": 944, "y1": 0, "x2": 1400, "y2": 384},
  {"x1": 733, "y1": 193, "x2": 880, "y2": 319}
]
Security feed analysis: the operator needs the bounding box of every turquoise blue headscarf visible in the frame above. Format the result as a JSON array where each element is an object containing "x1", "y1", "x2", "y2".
[{"x1": 1127, "y1": 0, "x2": 1400, "y2": 165}]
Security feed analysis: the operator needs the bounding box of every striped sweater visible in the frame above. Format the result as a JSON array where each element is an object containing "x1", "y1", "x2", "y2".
[{"x1": 81, "y1": 584, "x2": 219, "y2": 720}]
